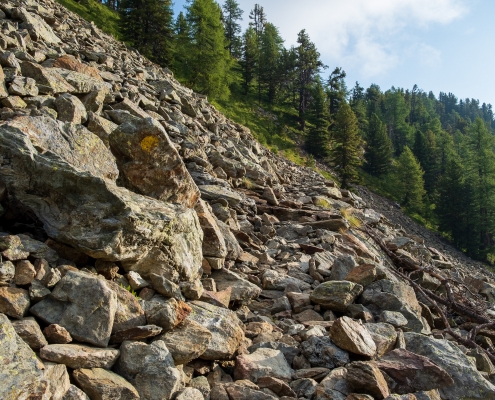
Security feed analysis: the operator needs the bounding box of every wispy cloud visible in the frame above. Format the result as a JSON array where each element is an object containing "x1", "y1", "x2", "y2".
[{"x1": 236, "y1": 0, "x2": 469, "y2": 77}]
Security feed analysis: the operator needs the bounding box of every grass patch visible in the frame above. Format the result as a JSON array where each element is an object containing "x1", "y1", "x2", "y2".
[
  {"x1": 341, "y1": 207, "x2": 362, "y2": 228},
  {"x1": 314, "y1": 198, "x2": 332, "y2": 209},
  {"x1": 56, "y1": 0, "x2": 122, "y2": 40}
]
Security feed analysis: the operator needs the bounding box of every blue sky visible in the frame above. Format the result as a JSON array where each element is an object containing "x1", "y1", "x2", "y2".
[{"x1": 173, "y1": 0, "x2": 495, "y2": 106}]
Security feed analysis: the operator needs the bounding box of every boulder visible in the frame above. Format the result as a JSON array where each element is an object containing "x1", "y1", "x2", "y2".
[
  {"x1": 187, "y1": 301, "x2": 245, "y2": 360},
  {"x1": 346, "y1": 361, "x2": 390, "y2": 399},
  {"x1": 11, "y1": 317, "x2": 48, "y2": 350},
  {"x1": 40, "y1": 344, "x2": 120, "y2": 370},
  {"x1": 115, "y1": 340, "x2": 183, "y2": 400},
  {"x1": 30, "y1": 270, "x2": 117, "y2": 347},
  {"x1": 211, "y1": 268, "x2": 261, "y2": 302},
  {"x1": 364, "y1": 323, "x2": 397, "y2": 357},
  {"x1": 314, "y1": 367, "x2": 351, "y2": 400},
  {"x1": 12, "y1": 7, "x2": 61, "y2": 44},
  {"x1": 110, "y1": 325, "x2": 162, "y2": 344},
  {"x1": 9, "y1": 76, "x2": 38, "y2": 96},
  {"x1": 155, "y1": 319, "x2": 212, "y2": 364},
  {"x1": 310, "y1": 281, "x2": 363, "y2": 312},
  {"x1": 73, "y1": 368, "x2": 140, "y2": 400},
  {"x1": 143, "y1": 295, "x2": 191, "y2": 331},
  {"x1": 55, "y1": 93, "x2": 88, "y2": 124},
  {"x1": 53, "y1": 55, "x2": 103, "y2": 81},
  {"x1": 198, "y1": 185, "x2": 243, "y2": 206},
  {"x1": 234, "y1": 348, "x2": 293, "y2": 382},
  {"x1": 0, "y1": 116, "x2": 203, "y2": 283},
  {"x1": 330, "y1": 316, "x2": 376, "y2": 357},
  {"x1": 43, "y1": 324, "x2": 73, "y2": 344},
  {"x1": 106, "y1": 280, "x2": 146, "y2": 333},
  {"x1": 21, "y1": 61, "x2": 75, "y2": 93},
  {"x1": 194, "y1": 199, "x2": 228, "y2": 259},
  {"x1": 301, "y1": 336, "x2": 350, "y2": 369},
  {"x1": 0, "y1": 287, "x2": 30, "y2": 319},
  {"x1": 404, "y1": 332, "x2": 495, "y2": 399},
  {"x1": 43, "y1": 361, "x2": 71, "y2": 400},
  {"x1": 376, "y1": 348, "x2": 454, "y2": 394},
  {"x1": 109, "y1": 117, "x2": 200, "y2": 208}
]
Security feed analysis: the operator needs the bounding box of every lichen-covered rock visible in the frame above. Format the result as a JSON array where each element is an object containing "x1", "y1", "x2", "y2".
[
  {"x1": 195, "y1": 199, "x2": 228, "y2": 259},
  {"x1": 211, "y1": 268, "x2": 261, "y2": 302},
  {"x1": 73, "y1": 368, "x2": 140, "y2": 400},
  {"x1": 0, "y1": 287, "x2": 30, "y2": 319},
  {"x1": 234, "y1": 348, "x2": 293, "y2": 382},
  {"x1": 55, "y1": 93, "x2": 88, "y2": 124},
  {"x1": 310, "y1": 281, "x2": 363, "y2": 312},
  {"x1": 11, "y1": 317, "x2": 48, "y2": 350},
  {"x1": 40, "y1": 344, "x2": 120, "y2": 369},
  {"x1": 143, "y1": 295, "x2": 191, "y2": 331}
]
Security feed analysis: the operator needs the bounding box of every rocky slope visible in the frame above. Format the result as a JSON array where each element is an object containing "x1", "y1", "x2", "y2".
[{"x1": 1, "y1": 1, "x2": 495, "y2": 399}]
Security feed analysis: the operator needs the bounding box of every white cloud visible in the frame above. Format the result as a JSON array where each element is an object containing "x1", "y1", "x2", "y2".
[{"x1": 235, "y1": 0, "x2": 468, "y2": 77}]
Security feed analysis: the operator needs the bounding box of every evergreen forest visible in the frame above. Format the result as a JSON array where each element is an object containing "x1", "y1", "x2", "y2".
[{"x1": 73, "y1": 0, "x2": 495, "y2": 262}]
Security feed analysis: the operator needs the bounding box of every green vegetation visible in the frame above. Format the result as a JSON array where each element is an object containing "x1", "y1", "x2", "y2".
[{"x1": 55, "y1": 0, "x2": 121, "y2": 40}]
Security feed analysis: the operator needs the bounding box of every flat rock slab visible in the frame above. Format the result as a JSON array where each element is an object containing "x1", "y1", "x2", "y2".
[
  {"x1": 310, "y1": 281, "x2": 363, "y2": 312},
  {"x1": 73, "y1": 368, "x2": 140, "y2": 400},
  {"x1": 234, "y1": 348, "x2": 293, "y2": 382},
  {"x1": 199, "y1": 185, "x2": 243, "y2": 206},
  {"x1": 40, "y1": 344, "x2": 120, "y2": 369},
  {"x1": 330, "y1": 316, "x2": 376, "y2": 357},
  {"x1": 187, "y1": 301, "x2": 245, "y2": 360},
  {"x1": 211, "y1": 268, "x2": 261, "y2": 302},
  {"x1": 110, "y1": 325, "x2": 162, "y2": 344},
  {"x1": 30, "y1": 270, "x2": 117, "y2": 347}
]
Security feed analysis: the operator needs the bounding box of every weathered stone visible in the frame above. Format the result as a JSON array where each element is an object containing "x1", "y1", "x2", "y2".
[
  {"x1": 345, "y1": 264, "x2": 378, "y2": 287},
  {"x1": 40, "y1": 344, "x2": 120, "y2": 370},
  {"x1": 110, "y1": 325, "x2": 162, "y2": 344},
  {"x1": 314, "y1": 367, "x2": 351, "y2": 400},
  {"x1": 249, "y1": 341, "x2": 301, "y2": 365},
  {"x1": 404, "y1": 332, "x2": 495, "y2": 399},
  {"x1": 43, "y1": 361, "x2": 71, "y2": 400},
  {"x1": 0, "y1": 286, "x2": 30, "y2": 319},
  {"x1": 21, "y1": 61, "x2": 75, "y2": 93},
  {"x1": 187, "y1": 301, "x2": 245, "y2": 360},
  {"x1": 258, "y1": 376, "x2": 297, "y2": 397},
  {"x1": 109, "y1": 117, "x2": 199, "y2": 208},
  {"x1": 328, "y1": 255, "x2": 358, "y2": 281},
  {"x1": 195, "y1": 199, "x2": 228, "y2": 258},
  {"x1": 330, "y1": 316, "x2": 376, "y2": 357},
  {"x1": 143, "y1": 295, "x2": 191, "y2": 331},
  {"x1": 149, "y1": 273, "x2": 183, "y2": 299},
  {"x1": 113, "y1": 98, "x2": 150, "y2": 119},
  {"x1": 156, "y1": 319, "x2": 212, "y2": 364},
  {"x1": 223, "y1": 383, "x2": 278, "y2": 400},
  {"x1": 0, "y1": 235, "x2": 30, "y2": 261},
  {"x1": 0, "y1": 313, "x2": 48, "y2": 399},
  {"x1": 17, "y1": 234, "x2": 59, "y2": 263},
  {"x1": 376, "y1": 348, "x2": 454, "y2": 394},
  {"x1": 82, "y1": 88, "x2": 108, "y2": 114},
  {"x1": 54, "y1": 68, "x2": 109, "y2": 94},
  {"x1": 44, "y1": 324, "x2": 73, "y2": 344},
  {"x1": 73, "y1": 368, "x2": 140, "y2": 400},
  {"x1": 217, "y1": 220, "x2": 243, "y2": 261},
  {"x1": 53, "y1": 55, "x2": 102, "y2": 81},
  {"x1": 61, "y1": 384, "x2": 89, "y2": 400},
  {"x1": 126, "y1": 271, "x2": 149, "y2": 291},
  {"x1": 0, "y1": 65, "x2": 8, "y2": 98},
  {"x1": 346, "y1": 361, "x2": 390, "y2": 400},
  {"x1": 0, "y1": 260, "x2": 15, "y2": 283},
  {"x1": 13, "y1": 7, "x2": 61, "y2": 44},
  {"x1": 364, "y1": 323, "x2": 397, "y2": 357},
  {"x1": 199, "y1": 185, "x2": 243, "y2": 206},
  {"x1": 55, "y1": 93, "x2": 88, "y2": 124},
  {"x1": 14, "y1": 259, "x2": 36, "y2": 285},
  {"x1": 380, "y1": 311, "x2": 408, "y2": 327},
  {"x1": 11, "y1": 317, "x2": 48, "y2": 350},
  {"x1": 310, "y1": 281, "x2": 363, "y2": 312},
  {"x1": 1, "y1": 95, "x2": 27, "y2": 108},
  {"x1": 301, "y1": 336, "x2": 350, "y2": 369},
  {"x1": 87, "y1": 112, "x2": 118, "y2": 146},
  {"x1": 9, "y1": 76, "x2": 38, "y2": 96},
  {"x1": 176, "y1": 387, "x2": 204, "y2": 400},
  {"x1": 212, "y1": 268, "x2": 261, "y2": 302},
  {"x1": 180, "y1": 279, "x2": 204, "y2": 300},
  {"x1": 0, "y1": 116, "x2": 203, "y2": 283},
  {"x1": 29, "y1": 279, "x2": 51, "y2": 302},
  {"x1": 30, "y1": 270, "x2": 117, "y2": 347},
  {"x1": 115, "y1": 340, "x2": 183, "y2": 400},
  {"x1": 106, "y1": 280, "x2": 146, "y2": 333}
]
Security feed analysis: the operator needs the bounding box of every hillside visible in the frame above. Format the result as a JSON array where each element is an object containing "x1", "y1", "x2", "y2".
[{"x1": 1, "y1": 0, "x2": 495, "y2": 399}]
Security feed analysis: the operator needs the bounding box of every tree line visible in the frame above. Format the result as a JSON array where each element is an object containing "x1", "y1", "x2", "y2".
[{"x1": 100, "y1": 0, "x2": 495, "y2": 262}]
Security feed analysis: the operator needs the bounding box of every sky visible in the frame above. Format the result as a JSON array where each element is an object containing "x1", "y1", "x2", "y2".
[{"x1": 173, "y1": 0, "x2": 495, "y2": 106}]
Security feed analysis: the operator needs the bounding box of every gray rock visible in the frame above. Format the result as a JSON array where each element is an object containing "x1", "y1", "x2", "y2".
[
  {"x1": 21, "y1": 61, "x2": 75, "y2": 93},
  {"x1": 248, "y1": 341, "x2": 301, "y2": 365},
  {"x1": 328, "y1": 255, "x2": 358, "y2": 281},
  {"x1": 143, "y1": 295, "x2": 191, "y2": 331},
  {"x1": 212, "y1": 268, "x2": 261, "y2": 302},
  {"x1": 40, "y1": 344, "x2": 120, "y2": 369},
  {"x1": 195, "y1": 199, "x2": 228, "y2": 259},
  {"x1": 150, "y1": 273, "x2": 183, "y2": 299},
  {"x1": 187, "y1": 301, "x2": 245, "y2": 360},
  {"x1": 199, "y1": 185, "x2": 243, "y2": 206},
  {"x1": 30, "y1": 270, "x2": 117, "y2": 347},
  {"x1": 9, "y1": 76, "x2": 38, "y2": 96},
  {"x1": 13, "y1": 7, "x2": 61, "y2": 44},
  {"x1": 176, "y1": 387, "x2": 204, "y2": 400},
  {"x1": 0, "y1": 287, "x2": 30, "y2": 319},
  {"x1": 43, "y1": 361, "x2": 71, "y2": 400},
  {"x1": 62, "y1": 384, "x2": 90, "y2": 400},
  {"x1": 73, "y1": 368, "x2": 140, "y2": 400},
  {"x1": 364, "y1": 322, "x2": 397, "y2": 357},
  {"x1": 55, "y1": 93, "x2": 88, "y2": 124},
  {"x1": 314, "y1": 367, "x2": 351, "y2": 400},
  {"x1": 234, "y1": 348, "x2": 293, "y2": 382},
  {"x1": 110, "y1": 325, "x2": 162, "y2": 344},
  {"x1": 11, "y1": 317, "x2": 48, "y2": 350},
  {"x1": 0, "y1": 260, "x2": 14, "y2": 283},
  {"x1": 301, "y1": 336, "x2": 350, "y2": 369},
  {"x1": 404, "y1": 332, "x2": 495, "y2": 399},
  {"x1": 106, "y1": 280, "x2": 146, "y2": 333},
  {"x1": 310, "y1": 281, "x2": 363, "y2": 312},
  {"x1": 380, "y1": 310, "x2": 408, "y2": 327},
  {"x1": 115, "y1": 340, "x2": 183, "y2": 400}
]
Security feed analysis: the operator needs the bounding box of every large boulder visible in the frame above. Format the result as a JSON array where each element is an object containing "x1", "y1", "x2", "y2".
[
  {"x1": 109, "y1": 117, "x2": 200, "y2": 208},
  {"x1": 187, "y1": 301, "x2": 245, "y2": 360},
  {"x1": 404, "y1": 332, "x2": 495, "y2": 399},
  {"x1": 0, "y1": 116, "x2": 203, "y2": 282},
  {"x1": 30, "y1": 270, "x2": 117, "y2": 347}
]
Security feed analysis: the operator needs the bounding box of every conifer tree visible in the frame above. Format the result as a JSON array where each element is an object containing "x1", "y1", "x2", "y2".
[
  {"x1": 173, "y1": 11, "x2": 190, "y2": 78},
  {"x1": 259, "y1": 23, "x2": 283, "y2": 104},
  {"x1": 119, "y1": 0, "x2": 175, "y2": 66},
  {"x1": 240, "y1": 27, "x2": 258, "y2": 95},
  {"x1": 395, "y1": 146, "x2": 425, "y2": 213},
  {"x1": 306, "y1": 77, "x2": 330, "y2": 158},
  {"x1": 364, "y1": 113, "x2": 392, "y2": 176},
  {"x1": 222, "y1": 0, "x2": 243, "y2": 58},
  {"x1": 186, "y1": 0, "x2": 231, "y2": 99},
  {"x1": 330, "y1": 102, "x2": 363, "y2": 188}
]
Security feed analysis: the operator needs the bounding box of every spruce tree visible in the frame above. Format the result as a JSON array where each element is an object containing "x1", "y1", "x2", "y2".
[
  {"x1": 364, "y1": 113, "x2": 392, "y2": 176},
  {"x1": 186, "y1": 0, "x2": 231, "y2": 99},
  {"x1": 222, "y1": 0, "x2": 243, "y2": 58},
  {"x1": 306, "y1": 77, "x2": 330, "y2": 158},
  {"x1": 240, "y1": 27, "x2": 258, "y2": 95},
  {"x1": 395, "y1": 146, "x2": 425, "y2": 213},
  {"x1": 330, "y1": 102, "x2": 363, "y2": 188},
  {"x1": 119, "y1": 0, "x2": 175, "y2": 66},
  {"x1": 259, "y1": 23, "x2": 283, "y2": 104},
  {"x1": 173, "y1": 11, "x2": 190, "y2": 79}
]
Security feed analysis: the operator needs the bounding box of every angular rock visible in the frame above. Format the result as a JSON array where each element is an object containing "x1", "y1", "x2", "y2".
[
  {"x1": 11, "y1": 317, "x2": 48, "y2": 350},
  {"x1": 53, "y1": 55, "x2": 102, "y2": 81},
  {"x1": 199, "y1": 184, "x2": 243, "y2": 206},
  {"x1": 30, "y1": 270, "x2": 117, "y2": 347},
  {"x1": 55, "y1": 93, "x2": 88, "y2": 124},
  {"x1": 87, "y1": 112, "x2": 118, "y2": 146},
  {"x1": 301, "y1": 336, "x2": 350, "y2": 369},
  {"x1": 73, "y1": 368, "x2": 140, "y2": 400},
  {"x1": 0, "y1": 287, "x2": 30, "y2": 319},
  {"x1": 187, "y1": 301, "x2": 245, "y2": 360},
  {"x1": 43, "y1": 361, "x2": 71, "y2": 400},
  {"x1": 404, "y1": 332, "x2": 495, "y2": 399},
  {"x1": 106, "y1": 280, "x2": 146, "y2": 333},
  {"x1": 310, "y1": 281, "x2": 363, "y2": 312},
  {"x1": 126, "y1": 271, "x2": 149, "y2": 291},
  {"x1": 14, "y1": 259, "x2": 36, "y2": 285},
  {"x1": 115, "y1": 340, "x2": 183, "y2": 400},
  {"x1": 44, "y1": 324, "x2": 73, "y2": 344},
  {"x1": 330, "y1": 316, "x2": 376, "y2": 357},
  {"x1": 149, "y1": 273, "x2": 183, "y2": 299},
  {"x1": 364, "y1": 323, "x2": 397, "y2": 357},
  {"x1": 234, "y1": 348, "x2": 293, "y2": 382},
  {"x1": 109, "y1": 117, "x2": 199, "y2": 208},
  {"x1": 346, "y1": 361, "x2": 390, "y2": 400},
  {"x1": 0, "y1": 235, "x2": 29, "y2": 261},
  {"x1": 13, "y1": 7, "x2": 61, "y2": 44},
  {"x1": 9, "y1": 76, "x2": 38, "y2": 96},
  {"x1": 110, "y1": 325, "x2": 162, "y2": 344},
  {"x1": 314, "y1": 367, "x2": 351, "y2": 400},
  {"x1": 212, "y1": 268, "x2": 261, "y2": 302},
  {"x1": 156, "y1": 319, "x2": 212, "y2": 364},
  {"x1": 54, "y1": 68, "x2": 109, "y2": 94},
  {"x1": 176, "y1": 387, "x2": 204, "y2": 400},
  {"x1": 21, "y1": 61, "x2": 75, "y2": 93},
  {"x1": 143, "y1": 296, "x2": 191, "y2": 331},
  {"x1": 376, "y1": 348, "x2": 454, "y2": 394},
  {"x1": 40, "y1": 344, "x2": 120, "y2": 370},
  {"x1": 0, "y1": 260, "x2": 15, "y2": 283},
  {"x1": 61, "y1": 384, "x2": 89, "y2": 400},
  {"x1": 258, "y1": 376, "x2": 297, "y2": 397},
  {"x1": 380, "y1": 311, "x2": 408, "y2": 327},
  {"x1": 345, "y1": 264, "x2": 378, "y2": 287},
  {"x1": 195, "y1": 199, "x2": 228, "y2": 258},
  {"x1": 223, "y1": 383, "x2": 278, "y2": 400},
  {"x1": 217, "y1": 220, "x2": 243, "y2": 261}
]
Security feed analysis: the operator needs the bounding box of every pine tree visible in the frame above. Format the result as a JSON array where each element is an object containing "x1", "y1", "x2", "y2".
[
  {"x1": 295, "y1": 29, "x2": 326, "y2": 131},
  {"x1": 222, "y1": 0, "x2": 243, "y2": 58},
  {"x1": 173, "y1": 11, "x2": 190, "y2": 79},
  {"x1": 258, "y1": 23, "x2": 283, "y2": 104},
  {"x1": 330, "y1": 102, "x2": 363, "y2": 188},
  {"x1": 119, "y1": 0, "x2": 175, "y2": 66},
  {"x1": 384, "y1": 88, "x2": 412, "y2": 155},
  {"x1": 327, "y1": 67, "x2": 347, "y2": 117},
  {"x1": 240, "y1": 27, "x2": 258, "y2": 95},
  {"x1": 364, "y1": 113, "x2": 392, "y2": 176},
  {"x1": 186, "y1": 0, "x2": 231, "y2": 99},
  {"x1": 306, "y1": 77, "x2": 330, "y2": 158},
  {"x1": 395, "y1": 146, "x2": 425, "y2": 213}
]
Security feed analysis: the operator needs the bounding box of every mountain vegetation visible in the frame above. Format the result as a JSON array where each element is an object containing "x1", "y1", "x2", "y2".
[{"x1": 70, "y1": 0, "x2": 495, "y2": 261}]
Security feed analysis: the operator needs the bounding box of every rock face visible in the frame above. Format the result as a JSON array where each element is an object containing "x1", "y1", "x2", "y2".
[
  {"x1": 404, "y1": 333, "x2": 495, "y2": 399},
  {"x1": 30, "y1": 270, "x2": 117, "y2": 347}
]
